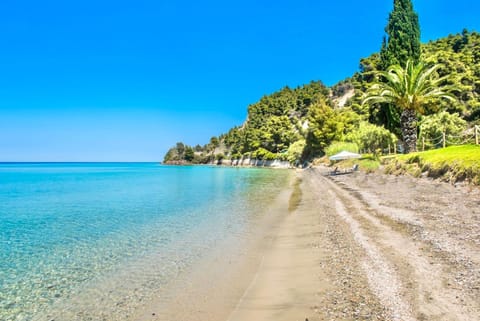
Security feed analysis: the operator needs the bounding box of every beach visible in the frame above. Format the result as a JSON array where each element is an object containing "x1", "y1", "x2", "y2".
[
  {"x1": 138, "y1": 166, "x2": 480, "y2": 321},
  {"x1": 0, "y1": 164, "x2": 296, "y2": 321},
  {"x1": 2, "y1": 164, "x2": 479, "y2": 320}
]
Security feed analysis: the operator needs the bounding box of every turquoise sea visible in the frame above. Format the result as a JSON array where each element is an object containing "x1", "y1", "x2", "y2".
[{"x1": 0, "y1": 163, "x2": 292, "y2": 321}]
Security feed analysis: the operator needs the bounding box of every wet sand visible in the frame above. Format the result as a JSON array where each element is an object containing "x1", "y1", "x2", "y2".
[
  {"x1": 135, "y1": 183, "x2": 296, "y2": 321},
  {"x1": 138, "y1": 167, "x2": 480, "y2": 321},
  {"x1": 227, "y1": 173, "x2": 331, "y2": 321}
]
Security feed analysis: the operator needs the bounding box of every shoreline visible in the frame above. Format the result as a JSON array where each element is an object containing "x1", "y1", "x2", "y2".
[
  {"x1": 15, "y1": 165, "x2": 294, "y2": 321},
  {"x1": 141, "y1": 166, "x2": 479, "y2": 320},
  {"x1": 134, "y1": 173, "x2": 297, "y2": 321},
  {"x1": 227, "y1": 167, "x2": 480, "y2": 320},
  {"x1": 163, "y1": 158, "x2": 292, "y2": 169}
]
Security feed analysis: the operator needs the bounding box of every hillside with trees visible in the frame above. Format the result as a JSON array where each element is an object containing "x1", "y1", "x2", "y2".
[
  {"x1": 346, "y1": 30, "x2": 480, "y2": 124},
  {"x1": 164, "y1": 28, "x2": 480, "y2": 165}
]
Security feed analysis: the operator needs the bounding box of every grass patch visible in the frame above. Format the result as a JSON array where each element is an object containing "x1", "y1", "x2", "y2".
[
  {"x1": 383, "y1": 145, "x2": 480, "y2": 185},
  {"x1": 328, "y1": 154, "x2": 380, "y2": 173},
  {"x1": 358, "y1": 159, "x2": 381, "y2": 173}
]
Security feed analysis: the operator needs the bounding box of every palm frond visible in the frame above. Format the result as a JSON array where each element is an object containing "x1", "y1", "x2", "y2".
[{"x1": 362, "y1": 59, "x2": 458, "y2": 113}]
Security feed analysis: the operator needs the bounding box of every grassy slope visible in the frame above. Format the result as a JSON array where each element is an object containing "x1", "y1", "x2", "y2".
[{"x1": 383, "y1": 145, "x2": 480, "y2": 185}]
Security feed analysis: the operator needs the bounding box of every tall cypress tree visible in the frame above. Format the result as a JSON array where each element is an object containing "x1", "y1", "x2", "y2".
[
  {"x1": 380, "y1": 0, "x2": 421, "y2": 69},
  {"x1": 378, "y1": 0, "x2": 421, "y2": 152}
]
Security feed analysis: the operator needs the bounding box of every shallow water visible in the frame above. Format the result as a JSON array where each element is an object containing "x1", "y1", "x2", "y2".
[{"x1": 0, "y1": 163, "x2": 292, "y2": 321}]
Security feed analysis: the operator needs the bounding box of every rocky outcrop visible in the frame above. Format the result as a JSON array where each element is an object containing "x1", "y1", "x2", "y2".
[{"x1": 212, "y1": 158, "x2": 291, "y2": 168}]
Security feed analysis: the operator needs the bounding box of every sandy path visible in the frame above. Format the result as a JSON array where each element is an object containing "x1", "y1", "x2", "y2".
[{"x1": 227, "y1": 168, "x2": 480, "y2": 321}]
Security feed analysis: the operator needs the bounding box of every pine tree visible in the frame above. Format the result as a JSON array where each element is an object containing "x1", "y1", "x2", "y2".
[{"x1": 380, "y1": 0, "x2": 421, "y2": 69}]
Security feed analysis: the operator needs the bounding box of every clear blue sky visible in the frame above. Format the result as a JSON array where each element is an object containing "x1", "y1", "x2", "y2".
[{"x1": 1, "y1": 0, "x2": 479, "y2": 161}]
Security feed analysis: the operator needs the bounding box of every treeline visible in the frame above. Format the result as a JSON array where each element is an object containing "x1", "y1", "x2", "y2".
[
  {"x1": 163, "y1": 139, "x2": 227, "y2": 164},
  {"x1": 164, "y1": 30, "x2": 480, "y2": 165}
]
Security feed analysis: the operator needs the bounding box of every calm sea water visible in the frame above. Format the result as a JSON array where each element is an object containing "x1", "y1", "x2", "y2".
[{"x1": 0, "y1": 163, "x2": 292, "y2": 321}]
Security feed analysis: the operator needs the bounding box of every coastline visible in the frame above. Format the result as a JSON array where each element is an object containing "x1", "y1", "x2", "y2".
[
  {"x1": 225, "y1": 169, "x2": 388, "y2": 321},
  {"x1": 140, "y1": 166, "x2": 479, "y2": 320},
  {"x1": 163, "y1": 158, "x2": 292, "y2": 169},
  {"x1": 4, "y1": 164, "x2": 296, "y2": 321},
  {"x1": 134, "y1": 172, "x2": 296, "y2": 321}
]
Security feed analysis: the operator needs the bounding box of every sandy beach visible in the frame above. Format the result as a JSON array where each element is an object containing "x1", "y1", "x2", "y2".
[{"x1": 139, "y1": 167, "x2": 480, "y2": 321}]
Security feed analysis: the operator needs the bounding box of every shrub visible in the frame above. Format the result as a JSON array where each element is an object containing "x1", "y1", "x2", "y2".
[
  {"x1": 345, "y1": 121, "x2": 397, "y2": 154},
  {"x1": 419, "y1": 112, "x2": 467, "y2": 148},
  {"x1": 286, "y1": 139, "x2": 306, "y2": 164}
]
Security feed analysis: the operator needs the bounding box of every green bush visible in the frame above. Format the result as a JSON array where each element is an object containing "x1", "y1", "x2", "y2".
[
  {"x1": 345, "y1": 122, "x2": 397, "y2": 154},
  {"x1": 359, "y1": 159, "x2": 381, "y2": 173},
  {"x1": 419, "y1": 111, "x2": 467, "y2": 148},
  {"x1": 286, "y1": 139, "x2": 306, "y2": 164}
]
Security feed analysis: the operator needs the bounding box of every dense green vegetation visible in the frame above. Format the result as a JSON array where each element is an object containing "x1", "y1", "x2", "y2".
[
  {"x1": 164, "y1": 28, "x2": 480, "y2": 165},
  {"x1": 419, "y1": 112, "x2": 468, "y2": 149},
  {"x1": 349, "y1": 30, "x2": 480, "y2": 125},
  {"x1": 363, "y1": 60, "x2": 456, "y2": 152}
]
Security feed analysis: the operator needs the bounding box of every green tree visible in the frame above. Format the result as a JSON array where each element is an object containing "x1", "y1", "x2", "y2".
[
  {"x1": 304, "y1": 101, "x2": 344, "y2": 158},
  {"x1": 184, "y1": 146, "x2": 195, "y2": 162},
  {"x1": 378, "y1": 0, "x2": 421, "y2": 134},
  {"x1": 363, "y1": 60, "x2": 456, "y2": 153},
  {"x1": 380, "y1": 0, "x2": 421, "y2": 69},
  {"x1": 175, "y1": 142, "x2": 185, "y2": 159},
  {"x1": 163, "y1": 148, "x2": 176, "y2": 163},
  {"x1": 210, "y1": 136, "x2": 219, "y2": 148},
  {"x1": 264, "y1": 115, "x2": 298, "y2": 152}
]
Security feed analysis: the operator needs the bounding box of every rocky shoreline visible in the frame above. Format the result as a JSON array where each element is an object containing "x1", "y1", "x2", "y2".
[{"x1": 163, "y1": 158, "x2": 292, "y2": 168}]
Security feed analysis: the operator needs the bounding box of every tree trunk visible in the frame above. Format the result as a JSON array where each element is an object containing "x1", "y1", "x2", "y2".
[{"x1": 400, "y1": 109, "x2": 417, "y2": 153}]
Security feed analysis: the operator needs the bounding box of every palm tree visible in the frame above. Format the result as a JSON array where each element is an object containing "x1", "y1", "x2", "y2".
[{"x1": 362, "y1": 59, "x2": 456, "y2": 153}]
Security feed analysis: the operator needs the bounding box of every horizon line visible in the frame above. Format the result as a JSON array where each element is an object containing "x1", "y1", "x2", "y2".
[{"x1": 0, "y1": 161, "x2": 162, "y2": 164}]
